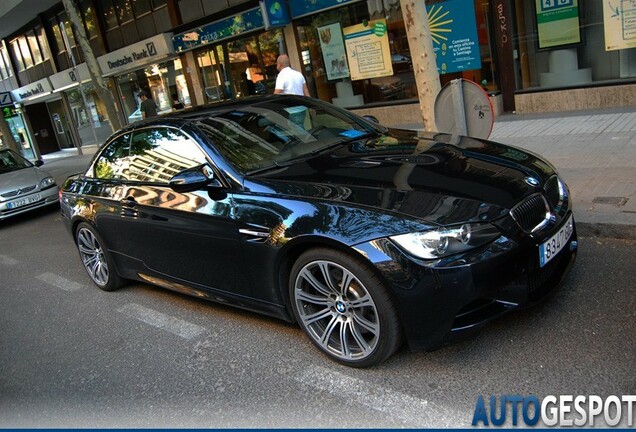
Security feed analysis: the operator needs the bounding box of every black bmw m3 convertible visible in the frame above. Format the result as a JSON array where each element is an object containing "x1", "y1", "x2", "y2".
[{"x1": 60, "y1": 95, "x2": 577, "y2": 367}]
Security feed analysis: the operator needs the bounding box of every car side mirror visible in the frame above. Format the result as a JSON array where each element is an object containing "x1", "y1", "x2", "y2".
[
  {"x1": 362, "y1": 115, "x2": 380, "y2": 124},
  {"x1": 34, "y1": 159, "x2": 44, "y2": 167},
  {"x1": 169, "y1": 165, "x2": 221, "y2": 193}
]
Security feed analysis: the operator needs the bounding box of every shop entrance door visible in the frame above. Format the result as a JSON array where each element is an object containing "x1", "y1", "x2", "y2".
[
  {"x1": 25, "y1": 103, "x2": 59, "y2": 155},
  {"x1": 46, "y1": 99, "x2": 73, "y2": 149}
]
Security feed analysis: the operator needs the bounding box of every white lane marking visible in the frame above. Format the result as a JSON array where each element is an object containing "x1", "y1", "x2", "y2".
[
  {"x1": 295, "y1": 365, "x2": 458, "y2": 427},
  {"x1": 0, "y1": 254, "x2": 19, "y2": 266},
  {"x1": 117, "y1": 303, "x2": 206, "y2": 340},
  {"x1": 36, "y1": 272, "x2": 84, "y2": 291}
]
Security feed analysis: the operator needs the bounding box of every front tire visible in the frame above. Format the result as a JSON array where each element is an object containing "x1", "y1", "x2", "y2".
[
  {"x1": 75, "y1": 222, "x2": 124, "y2": 292},
  {"x1": 290, "y1": 248, "x2": 402, "y2": 367}
]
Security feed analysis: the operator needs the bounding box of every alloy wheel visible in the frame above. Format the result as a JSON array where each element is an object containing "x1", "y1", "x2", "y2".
[
  {"x1": 294, "y1": 260, "x2": 380, "y2": 361},
  {"x1": 77, "y1": 227, "x2": 110, "y2": 286}
]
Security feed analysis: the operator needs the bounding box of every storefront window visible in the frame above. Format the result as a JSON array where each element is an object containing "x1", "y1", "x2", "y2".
[
  {"x1": 295, "y1": 0, "x2": 497, "y2": 107},
  {"x1": 64, "y1": 83, "x2": 113, "y2": 147},
  {"x1": 513, "y1": 0, "x2": 636, "y2": 91},
  {"x1": 3, "y1": 107, "x2": 36, "y2": 159},
  {"x1": 296, "y1": 2, "x2": 419, "y2": 106},
  {"x1": 195, "y1": 29, "x2": 285, "y2": 102},
  {"x1": 115, "y1": 58, "x2": 191, "y2": 124}
]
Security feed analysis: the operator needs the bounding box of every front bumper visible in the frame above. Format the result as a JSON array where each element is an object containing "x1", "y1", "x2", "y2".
[
  {"x1": 354, "y1": 215, "x2": 578, "y2": 352},
  {"x1": 0, "y1": 185, "x2": 59, "y2": 220}
]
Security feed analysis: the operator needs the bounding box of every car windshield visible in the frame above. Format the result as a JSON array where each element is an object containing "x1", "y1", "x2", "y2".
[
  {"x1": 0, "y1": 149, "x2": 33, "y2": 174},
  {"x1": 195, "y1": 97, "x2": 382, "y2": 174}
]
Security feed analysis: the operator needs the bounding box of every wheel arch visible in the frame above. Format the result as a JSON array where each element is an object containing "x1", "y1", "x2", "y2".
[{"x1": 274, "y1": 235, "x2": 397, "y2": 323}]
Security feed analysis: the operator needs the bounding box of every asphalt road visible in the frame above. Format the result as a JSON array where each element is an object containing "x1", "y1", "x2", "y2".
[{"x1": 0, "y1": 207, "x2": 634, "y2": 428}]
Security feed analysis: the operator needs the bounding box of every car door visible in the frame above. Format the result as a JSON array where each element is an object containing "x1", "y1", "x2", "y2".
[{"x1": 112, "y1": 126, "x2": 258, "y2": 297}]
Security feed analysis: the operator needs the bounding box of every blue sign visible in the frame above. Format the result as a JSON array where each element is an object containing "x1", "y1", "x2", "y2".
[
  {"x1": 262, "y1": 0, "x2": 291, "y2": 28},
  {"x1": 0, "y1": 91, "x2": 13, "y2": 107},
  {"x1": 288, "y1": 0, "x2": 358, "y2": 18},
  {"x1": 427, "y1": 0, "x2": 482, "y2": 75},
  {"x1": 173, "y1": 8, "x2": 264, "y2": 52}
]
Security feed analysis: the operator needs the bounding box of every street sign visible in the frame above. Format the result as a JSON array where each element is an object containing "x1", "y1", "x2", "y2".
[{"x1": 0, "y1": 92, "x2": 13, "y2": 107}]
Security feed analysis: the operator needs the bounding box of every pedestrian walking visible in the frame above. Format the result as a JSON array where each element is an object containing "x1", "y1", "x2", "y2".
[
  {"x1": 139, "y1": 90, "x2": 158, "y2": 118},
  {"x1": 274, "y1": 54, "x2": 310, "y2": 96}
]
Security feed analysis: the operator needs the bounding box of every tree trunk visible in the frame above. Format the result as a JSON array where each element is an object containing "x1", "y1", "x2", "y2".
[
  {"x1": 61, "y1": 0, "x2": 123, "y2": 133},
  {"x1": 0, "y1": 115, "x2": 21, "y2": 153},
  {"x1": 400, "y1": 0, "x2": 441, "y2": 131}
]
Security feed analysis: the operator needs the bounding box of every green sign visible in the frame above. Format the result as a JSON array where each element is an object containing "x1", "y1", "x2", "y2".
[
  {"x1": 3, "y1": 106, "x2": 17, "y2": 119},
  {"x1": 535, "y1": 0, "x2": 581, "y2": 49}
]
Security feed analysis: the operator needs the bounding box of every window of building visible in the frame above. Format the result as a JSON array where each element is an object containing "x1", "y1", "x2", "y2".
[
  {"x1": 0, "y1": 54, "x2": 7, "y2": 80},
  {"x1": 36, "y1": 26, "x2": 50, "y2": 61},
  {"x1": 104, "y1": 0, "x2": 170, "y2": 50},
  {"x1": 115, "y1": 0, "x2": 134, "y2": 24},
  {"x1": 512, "y1": 0, "x2": 636, "y2": 91},
  {"x1": 295, "y1": 0, "x2": 497, "y2": 107},
  {"x1": 80, "y1": 0, "x2": 99, "y2": 39},
  {"x1": 103, "y1": 0, "x2": 119, "y2": 30},
  {"x1": 50, "y1": 17, "x2": 65, "y2": 54},
  {"x1": 132, "y1": 0, "x2": 152, "y2": 17},
  {"x1": 0, "y1": 46, "x2": 13, "y2": 79},
  {"x1": 26, "y1": 30, "x2": 43, "y2": 65},
  {"x1": 195, "y1": 29, "x2": 285, "y2": 102},
  {"x1": 17, "y1": 36, "x2": 34, "y2": 69},
  {"x1": 116, "y1": 59, "x2": 192, "y2": 123},
  {"x1": 10, "y1": 40, "x2": 25, "y2": 71}
]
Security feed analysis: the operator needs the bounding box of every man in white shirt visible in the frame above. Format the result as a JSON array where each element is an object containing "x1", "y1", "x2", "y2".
[{"x1": 274, "y1": 54, "x2": 310, "y2": 96}]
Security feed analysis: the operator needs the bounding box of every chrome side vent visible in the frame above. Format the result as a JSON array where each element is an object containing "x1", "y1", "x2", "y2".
[
  {"x1": 510, "y1": 193, "x2": 551, "y2": 233},
  {"x1": 239, "y1": 228, "x2": 270, "y2": 243}
]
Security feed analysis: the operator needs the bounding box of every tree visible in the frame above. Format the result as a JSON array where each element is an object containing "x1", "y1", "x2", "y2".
[
  {"x1": 61, "y1": 0, "x2": 123, "y2": 133},
  {"x1": 400, "y1": 0, "x2": 440, "y2": 131},
  {"x1": 0, "y1": 115, "x2": 21, "y2": 153}
]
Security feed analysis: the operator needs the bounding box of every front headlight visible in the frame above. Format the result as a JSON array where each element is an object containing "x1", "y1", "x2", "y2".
[
  {"x1": 391, "y1": 223, "x2": 501, "y2": 259},
  {"x1": 40, "y1": 177, "x2": 56, "y2": 189}
]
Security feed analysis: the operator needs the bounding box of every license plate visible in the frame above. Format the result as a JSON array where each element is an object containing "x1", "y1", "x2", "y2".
[
  {"x1": 539, "y1": 214, "x2": 574, "y2": 268},
  {"x1": 7, "y1": 193, "x2": 41, "y2": 209}
]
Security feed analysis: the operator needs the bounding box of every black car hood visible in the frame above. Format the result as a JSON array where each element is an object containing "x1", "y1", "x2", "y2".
[{"x1": 245, "y1": 129, "x2": 557, "y2": 226}]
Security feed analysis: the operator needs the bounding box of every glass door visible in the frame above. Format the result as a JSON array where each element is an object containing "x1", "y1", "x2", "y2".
[{"x1": 196, "y1": 46, "x2": 229, "y2": 103}]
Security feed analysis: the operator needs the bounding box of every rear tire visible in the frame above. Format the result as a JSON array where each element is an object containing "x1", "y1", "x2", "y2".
[
  {"x1": 75, "y1": 222, "x2": 125, "y2": 292},
  {"x1": 290, "y1": 248, "x2": 402, "y2": 367}
]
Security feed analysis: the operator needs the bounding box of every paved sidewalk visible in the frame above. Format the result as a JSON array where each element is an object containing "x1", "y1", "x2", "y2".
[{"x1": 41, "y1": 107, "x2": 636, "y2": 240}]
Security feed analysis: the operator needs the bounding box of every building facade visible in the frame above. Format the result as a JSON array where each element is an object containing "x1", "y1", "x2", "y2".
[{"x1": 0, "y1": 0, "x2": 634, "y2": 157}]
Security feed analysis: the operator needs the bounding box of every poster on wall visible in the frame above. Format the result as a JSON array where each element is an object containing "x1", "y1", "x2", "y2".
[
  {"x1": 343, "y1": 19, "x2": 393, "y2": 81},
  {"x1": 535, "y1": 0, "x2": 581, "y2": 49},
  {"x1": 603, "y1": 0, "x2": 636, "y2": 51},
  {"x1": 317, "y1": 23, "x2": 350, "y2": 81},
  {"x1": 427, "y1": 0, "x2": 482, "y2": 75}
]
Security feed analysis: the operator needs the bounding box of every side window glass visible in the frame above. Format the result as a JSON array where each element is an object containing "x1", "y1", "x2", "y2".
[
  {"x1": 93, "y1": 133, "x2": 131, "y2": 180},
  {"x1": 127, "y1": 128, "x2": 208, "y2": 184}
]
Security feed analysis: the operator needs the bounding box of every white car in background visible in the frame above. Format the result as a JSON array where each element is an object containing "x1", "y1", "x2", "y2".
[{"x1": 0, "y1": 149, "x2": 59, "y2": 220}]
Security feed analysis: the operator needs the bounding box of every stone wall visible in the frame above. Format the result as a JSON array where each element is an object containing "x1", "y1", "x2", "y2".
[{"x1": 514, "y1": 84, "x2": 636, "y2": 113}]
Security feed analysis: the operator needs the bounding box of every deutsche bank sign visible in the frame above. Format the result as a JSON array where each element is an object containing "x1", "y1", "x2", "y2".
[{"x1": 0, "y1": 92, "x2": 13, "y2": 107}]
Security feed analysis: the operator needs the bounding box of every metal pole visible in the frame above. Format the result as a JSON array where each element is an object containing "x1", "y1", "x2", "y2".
[{"x1": 451, "y1": 79, "x2": 467, "y2": 136}]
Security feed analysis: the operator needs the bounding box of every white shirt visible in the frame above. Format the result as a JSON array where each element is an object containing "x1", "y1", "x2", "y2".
[{"x1": 275, "y1": 66, "x2": 306, "y2": 95}]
